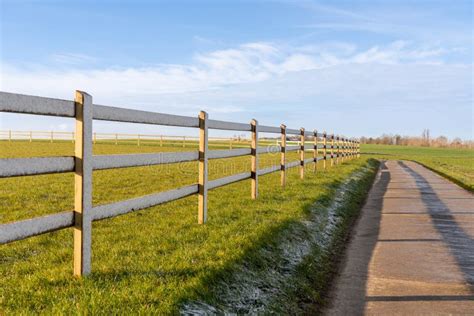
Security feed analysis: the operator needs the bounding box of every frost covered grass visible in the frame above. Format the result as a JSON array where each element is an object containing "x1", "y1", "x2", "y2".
[
  {"x1": 1, "y1": 141, "x2": 376, "y2": 314},
  {"x1": 181, "y1": 159, "x2": 379, "y2": 314},
  {"x1": 363, "y1": 144, "x2": 473, "y2": 191}
]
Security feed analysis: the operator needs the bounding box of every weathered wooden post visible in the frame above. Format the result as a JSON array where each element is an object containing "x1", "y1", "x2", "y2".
[
  {"x1": 351, "y1": 139, "x2": 354, "y2": 159},
  {"x1": 336, "y1": 135, "x2": 340, "y2": 165},
  {"x1": 29, "y1": 131, "x2": 32, "y2": 142},
  {"x1": 137, "y1": 134, "x2": 140, "y2": 146},
  {"x1": 349, "y1": 139, "x2": 352, "y2": 159},
  {"x1": 51, "y1": 131, "x2": 54, "y2": 143},
  {"x1": 115, "y1": 133, "x2": 118, "y2": 145},
  {"x1": 300, "y1": 128, "x2": 305, "y2": 179},
  {"x1": 73, "y1": 90, "x2": 93, "y2": 277},
  {"x1": 323, "y1": 131, "x2": 327, "y2": 170},
  {"x1": 198, "y1": 111, "x2": 208, "y2": 224},
  {"x1": 345, "y1": 138, "x2": 348, "y2": 161},
  {"x1": 313, "y1": 130, "x2": 318, "y2": 172},
  {"x1": 251, "y1": 119, "x2": 258, "y2": 199},
  {"x1": 330, "y1": 134, "x2": 334, "y2": 167},
  {"x1": 280, "y1": 124, "x2": 286, "y2": 187},
  {"x1": 348, "y1": 139, "x2": 351, "y2": 159},
  {"x1": 160, "y1": 135, "x2": 163, "y2": 147},
  {"x1": 183, "y1": 136, "x2": 186, "y2": 148},
  {"x1": 341, "y1": 136, "x2": 344, "y2": 163},
  {"x1": 342, "y1": 137, "x2": 346, "y2": 162}
]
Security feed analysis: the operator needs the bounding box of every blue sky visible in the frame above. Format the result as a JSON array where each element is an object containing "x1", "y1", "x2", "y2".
[{"x1": 0, "y1": 0, "x2": 472, "y2": 139}]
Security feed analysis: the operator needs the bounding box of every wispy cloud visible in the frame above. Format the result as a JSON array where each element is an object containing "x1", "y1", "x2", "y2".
[
  {"x1": 1, "y1": 40, "x2": 465, "y2": 101},
  {"x1": 50, "y1": 53, "x2": 98, "y2": 65},
  {"x1": 1, "y1": 40, "x2": 471, "y2": 138}
]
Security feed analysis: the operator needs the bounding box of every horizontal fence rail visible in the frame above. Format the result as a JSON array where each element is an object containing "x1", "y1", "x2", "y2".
[
  {"x1": 0, "y1": 130, "x2": 251, "y2": 149},
  {"x1": 0, "y1": 90, "x2": 360, "y2": 277}
]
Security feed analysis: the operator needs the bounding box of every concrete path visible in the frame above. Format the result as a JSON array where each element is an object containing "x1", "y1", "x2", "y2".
[{"x1": 325, "y1": 160, "x2": 474, "y2": 315}]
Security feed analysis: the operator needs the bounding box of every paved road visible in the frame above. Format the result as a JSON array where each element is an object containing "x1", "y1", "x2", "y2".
[{"x1": 325, "y1": 160, "x2": 474, "y2": 315}]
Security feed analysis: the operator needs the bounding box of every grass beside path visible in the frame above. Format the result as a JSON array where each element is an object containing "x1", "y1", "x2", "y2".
[
  {"x1": 362, "y1": 144, "x2": 474, "y2": 191},
  {"x1": 1, "y1": 141, "x2": 375, "y2": 314}
]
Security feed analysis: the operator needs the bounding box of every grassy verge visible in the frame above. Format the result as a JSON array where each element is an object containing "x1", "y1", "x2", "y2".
[
  {"x1": 362, "y1": 144, "x2": 473, "y2": 191},
  {"x1": 1, "y1": 141, "x2": 375, "y2": 313},
  {"x1": 181, "y1": 159, "x2": 379, "y2": 314}
]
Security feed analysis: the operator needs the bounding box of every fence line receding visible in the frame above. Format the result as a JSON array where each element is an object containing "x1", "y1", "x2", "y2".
[{"x1": 0, "y1": 90, "x2": 360, "y2": 276}]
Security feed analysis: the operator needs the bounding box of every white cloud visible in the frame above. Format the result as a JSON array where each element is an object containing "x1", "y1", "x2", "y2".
[
  {"x1": 1, "y1": 40, "x2": 471, "y2": 138},
  {"x1": 1, "y1": 41, "x2": 457, "y2": 101},
  {"x1": 50, "y1": 53, "x2": 98, "y2": 65}
]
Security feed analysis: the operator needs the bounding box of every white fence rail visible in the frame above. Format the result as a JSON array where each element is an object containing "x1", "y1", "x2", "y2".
[
  {"x1": 0, "y1": 90, "x2": 360, "y2": 277},
  {"x1": 0, "y1": 130, "x2": 250, "y2": 149}
]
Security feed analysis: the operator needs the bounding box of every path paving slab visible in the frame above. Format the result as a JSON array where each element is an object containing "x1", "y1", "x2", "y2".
[{"x1": 325, "y1": 160, "x2": 474, "y2": 315}]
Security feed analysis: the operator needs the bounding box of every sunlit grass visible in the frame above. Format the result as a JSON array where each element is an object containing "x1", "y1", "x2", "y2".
[
  {"x1": 1, "y1": 140, "x2": 372, "y2": 313},
  {"x1": 362, "y1": 144, "x2": 474, "y2": 191}
]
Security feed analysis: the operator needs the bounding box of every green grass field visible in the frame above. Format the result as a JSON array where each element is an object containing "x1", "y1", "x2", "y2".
[
  {"x1": 0, "y1": 140, "x2": 376, "y2": 314},
  {"x1": 362, "y1": 144, "x2": 474, "y2": 191}
]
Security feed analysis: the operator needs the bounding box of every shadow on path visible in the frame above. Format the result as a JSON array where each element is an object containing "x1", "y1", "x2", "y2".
[
  {"x1": 325, "y1": 161, "x2": 390, "y2": 315},
  {"x1": 398, "y1": 161, "x2": 474, "y2": 291}
]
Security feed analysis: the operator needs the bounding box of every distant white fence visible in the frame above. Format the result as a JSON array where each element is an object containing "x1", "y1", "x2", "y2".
[
  {"x1": 0, "y1": 90, "x2": 360, "y2": 277},
  {"x1": 0, "y1": 130, "x2": 250, "y2": 149}
]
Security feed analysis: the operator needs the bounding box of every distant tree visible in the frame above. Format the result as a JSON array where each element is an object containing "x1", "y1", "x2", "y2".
[
  {"x1": 434, "y1": 136, "x2": 448, "y2": 147},
  {"x1": 451, "y1": 137, "x2": 463, "y2": 148},
  {"x1": 394, "y1": 134, "x2": 401, "y2": 145}
]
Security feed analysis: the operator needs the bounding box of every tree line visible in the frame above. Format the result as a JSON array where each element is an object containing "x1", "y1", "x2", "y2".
[{"x1": 360, "y1": 129, "x2": 473, "y2": 149}]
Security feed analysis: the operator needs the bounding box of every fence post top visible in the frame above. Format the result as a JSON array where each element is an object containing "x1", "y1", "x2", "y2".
[
  {"x1": 251, "y1": 119, "x2": 258, "y2": 125},
  {"x1": 75, "y1": 90, "x2": 92, "y2": 103},
  {"x1": 300, "y1": 127, "x2": 305, "y2": 133},
  {"x1": 280, "y1": 124, "x2": 286, "y2": 129},
  {"x1": 75, "y1": 90, "x2": 91, "y2": 97},
  {"x1": 199, "y1": 111, "x2": 208, "y2": 119}
]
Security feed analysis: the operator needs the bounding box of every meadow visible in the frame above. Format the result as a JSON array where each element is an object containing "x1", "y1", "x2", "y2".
[
  {"x1": 0, "y1": 140, "x2": 376, "y2": 314},
  {"x1": 362, "y1": 144, "x2": 474, "y2": 191}
]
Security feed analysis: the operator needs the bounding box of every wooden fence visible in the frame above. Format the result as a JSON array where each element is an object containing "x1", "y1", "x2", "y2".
[{"x1": 0, "y1": 90, "x2": 360, "y2": 276}]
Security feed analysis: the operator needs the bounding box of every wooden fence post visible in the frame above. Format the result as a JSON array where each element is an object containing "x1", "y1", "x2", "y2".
[
  {"x1": 313, "y1": 130, "x2": 318, "y2": 172},
  {"x1": 300, "y1": 128, "x2": 305, "y2": 179},
  {"x1": 347, "y1": 138, "x2": 350, "y2": 160},
  {"x1": 8, "y1": 130, "x2": 11, "y2": 142},
  {"x1": 336, "y1": 135, "x2": 340, "y2": 165},
  {"x1": 160, "y1": 135, "x2": 163, "y2": 147},
  {"x1": 354, "y1": 140, "x2": 357, "y2": 158},
  {"x1": 71, "y1": 132, "x2": 75, "y2": 143},
  {"x1": 330, "y1": 134, "x2": 334, "y2": 167},
  {"x1": 198, "y1": 111, "x2": 208, "y2": 224},
  {"x1": 348, "y1": 139, "x2": 351, "y2": 159},
  {"x1": 251, "y1": 119, "x2": 258, "y2": 199},
  {"x1": 183, "y1": 136, "x2": 186, "y2": 148},
  {"x1": 342, "y1": 137, "x2": 345, "y2": 162},
  {"x1": 351, "y1": 139, "x2": 354, "y2": 159},
  {"x1": 343, "y1": 137, "x2": 345, "y2": 161},
  {"x1": 115, "y1": 133, "x2": 118, "y2": 145},
  {"x1": 323, "y1": 131, "x2": 327, "y2": 170},
  {"x1": 29, "y1": 131, "x2": 32, "y2": 142},
  {"x1": 73, "y1": 90, "x2": 93, "y2": 277},
  {"x1": 137, "y1": 134, "x2": 140, "y2": 146},
  {"x1": 280, "y1": 124, "x2": 286, "y2": 187},
  {"x1": 229, "y1": 138, "x2": 233, "y2": 150},
  {"x1": 51, "y1": 131, "x2": 54, "y2": 143}
]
